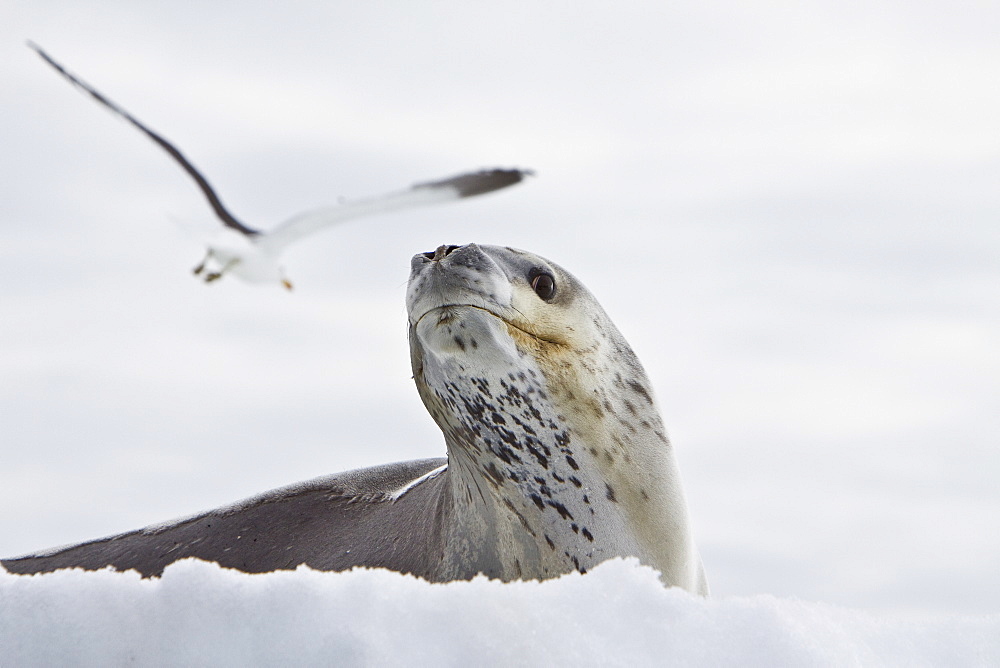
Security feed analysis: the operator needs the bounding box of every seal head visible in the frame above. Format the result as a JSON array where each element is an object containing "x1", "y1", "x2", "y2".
[{"x1": 407, "y1": 243, "x2": 706, "y2": 591}]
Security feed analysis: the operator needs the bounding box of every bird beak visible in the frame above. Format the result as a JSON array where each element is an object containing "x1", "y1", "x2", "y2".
[{"x1": 282, "y1": 279, "x2": 294, "y2": 291}]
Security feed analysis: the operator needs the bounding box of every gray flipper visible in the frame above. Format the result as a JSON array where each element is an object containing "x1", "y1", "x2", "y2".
[{"x1": 2, "y1": 458, "x2": 449, "y2": 578}]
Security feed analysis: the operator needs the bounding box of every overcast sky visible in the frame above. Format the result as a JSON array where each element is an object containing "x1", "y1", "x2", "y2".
[{"x1": 2, "y1": 1, "x2": 998, "y2": 615}]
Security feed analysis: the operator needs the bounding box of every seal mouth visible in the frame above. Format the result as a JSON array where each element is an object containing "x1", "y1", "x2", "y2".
[{"x1": 414, "y1": 303, "x2": 561, "y2": 345}]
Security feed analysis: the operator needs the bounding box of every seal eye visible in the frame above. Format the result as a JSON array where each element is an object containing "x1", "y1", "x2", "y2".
[{"x1": 530, "y1": 272, "x2": 557, "y2": 301}]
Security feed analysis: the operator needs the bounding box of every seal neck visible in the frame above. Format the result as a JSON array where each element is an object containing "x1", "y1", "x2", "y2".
[{"x1": 415, "y1": 346, "x2": 702, "y2": 591}]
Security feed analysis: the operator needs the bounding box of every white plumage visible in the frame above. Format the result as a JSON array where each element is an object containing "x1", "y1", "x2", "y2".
[{"x1": 30, "y1": 43, "x2": 530, "y2": 289}]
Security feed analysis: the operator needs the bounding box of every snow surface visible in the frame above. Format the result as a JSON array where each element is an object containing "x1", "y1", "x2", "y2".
[
  {"x1": 4, "y1": 0, "x2": 999, "y2": 624},
  {"x1": 2, "y1": 558, "x2": 997, "y2": 666}
]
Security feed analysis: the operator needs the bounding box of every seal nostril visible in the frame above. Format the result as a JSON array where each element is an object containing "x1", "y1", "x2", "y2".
[
  {"x1": 421, "y1": 251, "x2": 436, "y2": 260},
  {"x1": 429, "y1": 244, "x2": 463, "y2": 262}
]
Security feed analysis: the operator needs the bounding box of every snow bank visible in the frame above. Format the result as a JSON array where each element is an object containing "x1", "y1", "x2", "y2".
[{"x1": 2, "y1": 558, "x2": 997, "y2": 666}]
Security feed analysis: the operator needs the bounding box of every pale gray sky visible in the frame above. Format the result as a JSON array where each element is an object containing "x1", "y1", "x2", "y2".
[{"x1": 2, "y1": 1, "x2": 998, "y2": 614}]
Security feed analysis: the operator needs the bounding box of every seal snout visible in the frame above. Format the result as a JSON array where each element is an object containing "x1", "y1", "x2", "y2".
[{"x1": 406, "y1": 243, "x2": 514, "y2": 333}]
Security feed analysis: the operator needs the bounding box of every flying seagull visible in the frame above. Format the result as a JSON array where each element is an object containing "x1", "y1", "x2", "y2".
[{"x1": 28, "y1": 43, "x2": 531, "y2": 289}]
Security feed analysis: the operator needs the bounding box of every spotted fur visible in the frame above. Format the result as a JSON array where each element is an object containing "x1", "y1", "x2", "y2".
[{"x1": 408, "y1": 244, "x2": 707, "y2": 592}]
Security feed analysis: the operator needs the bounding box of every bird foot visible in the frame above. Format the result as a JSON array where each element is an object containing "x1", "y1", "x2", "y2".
[{"x1": 193, "y1": 249, "x2": 215, "y2": 276}]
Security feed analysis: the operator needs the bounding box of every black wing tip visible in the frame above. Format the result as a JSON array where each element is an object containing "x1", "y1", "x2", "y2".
[
  {"x1": 26, "y1": 41, "x2": 60, "y2": 69},
  {"x1": 27, "y1": 41, "x2": 261, "y2": 238},
  {"x1": 416, "y1": 168, "x2": 535, "y2": 198}
]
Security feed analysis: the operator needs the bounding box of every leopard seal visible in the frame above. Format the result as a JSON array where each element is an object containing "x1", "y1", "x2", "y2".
[{"x1": 3, "y1": 243, "x2": 708, "y2": 594}]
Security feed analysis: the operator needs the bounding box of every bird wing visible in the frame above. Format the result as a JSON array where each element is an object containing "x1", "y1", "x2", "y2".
[
  {"x1": 258, "y1": 168, "x2": 531, "y2": 253},
  {"x1": 28, "y1": 42, "x2": 261, "y2": 237}
]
